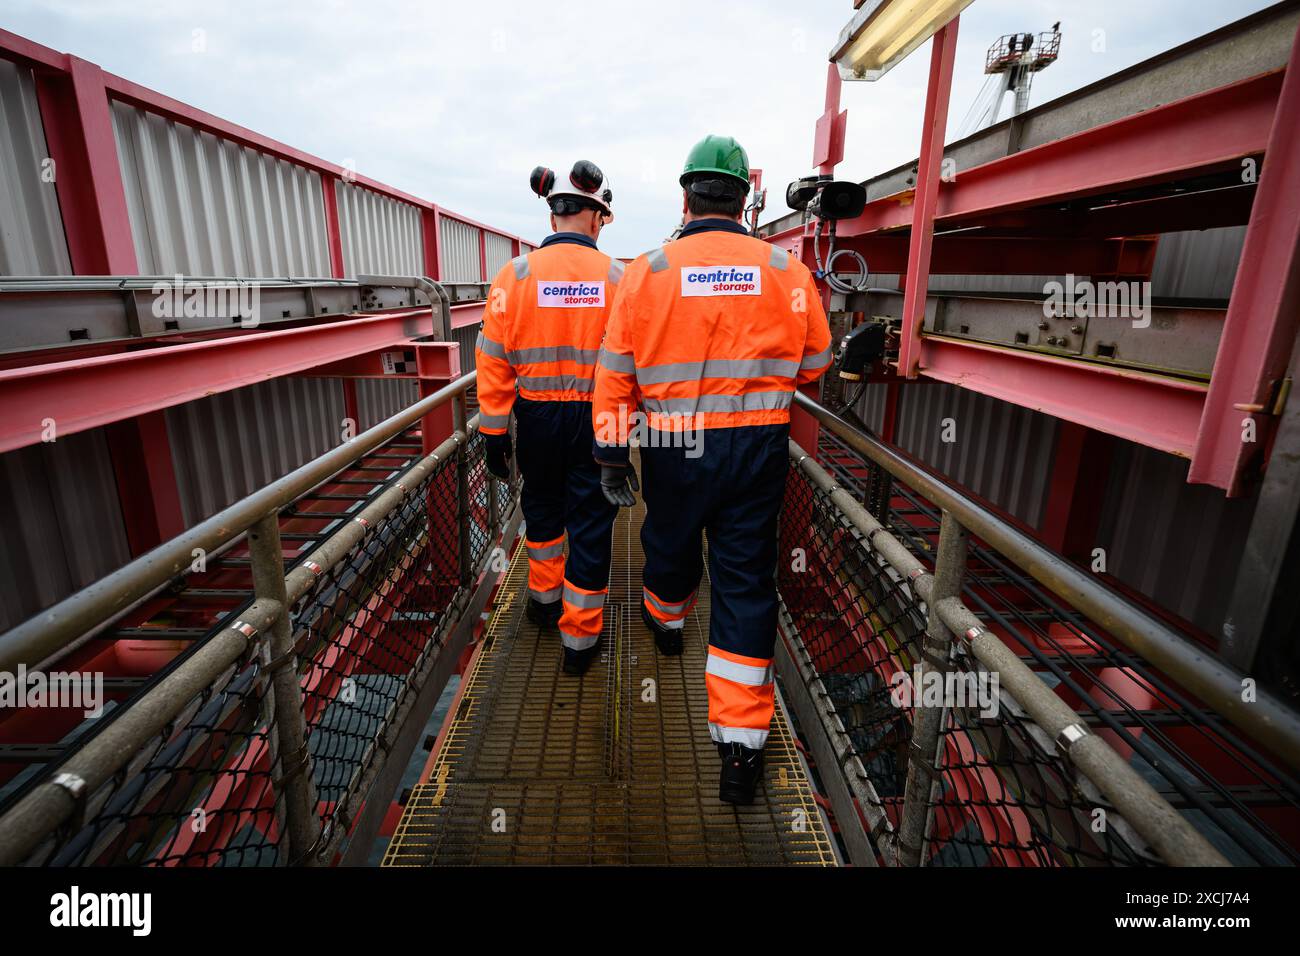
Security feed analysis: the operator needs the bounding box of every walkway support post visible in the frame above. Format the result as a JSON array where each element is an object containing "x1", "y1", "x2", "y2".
[
  {"x1": 895, "y1": 510, "x2": 967, "y2": 866},
  {"x1": 247, "y1": 514, "x2": 321, "y2": 865}
]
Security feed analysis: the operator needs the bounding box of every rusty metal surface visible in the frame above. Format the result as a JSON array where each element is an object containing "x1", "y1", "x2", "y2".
[{"x1": 383, "y1": 483, "x2": 836, "y2": 866}]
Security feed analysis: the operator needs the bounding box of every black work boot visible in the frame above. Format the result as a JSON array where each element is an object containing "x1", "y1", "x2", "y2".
[
  {"x1": 640, "y1": 602, "x2": 683, "y2": 656},
  {"x1": 562, "y1": 642, "x2": 599, "y2": 676},
  {"x1": 718, "y1": 742, "x2": 765, "y2": 805},
  {"x1": 526, "y1": 597, "x2": 562, "y2": 628}
]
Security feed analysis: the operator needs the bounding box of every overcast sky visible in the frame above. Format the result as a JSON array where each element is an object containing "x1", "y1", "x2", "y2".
[{"x1": 3, "y1": 0, "x2": 1280, "y2": 257}]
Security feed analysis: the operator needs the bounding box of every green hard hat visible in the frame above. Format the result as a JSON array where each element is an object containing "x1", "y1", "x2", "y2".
[{"x1": 680, "y1": 134, "x2": 751, "y2": 191}]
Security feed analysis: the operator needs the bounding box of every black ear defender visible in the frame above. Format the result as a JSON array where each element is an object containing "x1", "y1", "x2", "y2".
[
  {"x1": 570, "y1": 160, "x2": 604, "y2": 192},
  {"x1": 530, "y1": 166, "x2": 556, "y2": 198}
]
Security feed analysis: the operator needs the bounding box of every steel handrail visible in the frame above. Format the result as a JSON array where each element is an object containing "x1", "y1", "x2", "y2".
[
  {"x1": 0, "y1": 371, "x2": 476, "y2": 675},
  {"x1": 794, "y1": 392, "x2": 1300, "y2": 773}
]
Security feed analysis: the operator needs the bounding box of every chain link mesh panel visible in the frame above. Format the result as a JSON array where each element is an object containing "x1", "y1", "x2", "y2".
[
  {"x1": 12, "y1": 428, "x2": 513, "y2": 866},
  {"x1": 782, "y1": 433, "x2": 1300, "y2": 866}
]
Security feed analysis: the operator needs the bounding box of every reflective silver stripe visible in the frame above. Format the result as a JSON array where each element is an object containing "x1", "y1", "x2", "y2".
[
  {"x1": 511, "y1": 255, "x2": 530, "y2": 280},
  {"x1": 598, "y1": 348, "x2": 636, "y2": 374},
  {"x1": 800, "y1": 345, "x2": 832, "y2": 370},
  {"x1": 479, "y1": 412, "x2": 510, "y2": 430},
  {"x1": 608, "y1": 259, "x2": 625, "y2": 284},
  {"x1": 641, "y1": 391, "x2": 793, "y2": 416},
  {"x1": 476, "y1": 332, "x2": 507, "y2": 359},
  {"x1": 643, "y1": 587, "x2": 693, "y2": 617},
  {"x1": 708, "y1": 723, "x2": 769, "y2": 749},
  {"x1": 635, "y1": 357, "x2": 799, "y2": 386},
  {"x1": 563, "y1": 585, "x2": 606, "y2": 609},
  {"x1": 646, "y1": 247, "x2": 669, "y2": 272},
  {"x1": 527, "y1": 540, "x2": 565, "y2": 561},
  {"x1": 530, "y1": 587, "x2": 562, "y2": 602},
  {"x1": 769, "y1": 245, "x2": 789, "y2": 270},
  {"x1": 507, "y1": 345, "x2": 600, "y2": 365},
  {"x1": 518, "y1": 374, "x2": 595, "y2": 392},
  {"x1": 706, "y1": 652, "x2": 773, "y2": 687},
  {"x1": 561, "y1": 629, "x2": 599, "y2": 651}
]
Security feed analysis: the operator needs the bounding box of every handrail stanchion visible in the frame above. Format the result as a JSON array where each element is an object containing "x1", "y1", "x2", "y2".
[
  {"x1": 452, "y1": 393, "x2": 472, "y2": 586},
  {"x1": 895, "y1": 510, "x2": 967, "y2": 866},
  {"x1": 247, "y1": 514, "x2": 322, "y2": 865}
]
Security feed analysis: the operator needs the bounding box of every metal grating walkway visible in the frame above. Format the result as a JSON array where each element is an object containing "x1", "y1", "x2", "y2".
[{"x1": 382, "y1": 483, "x2": 837, "y2": 866}]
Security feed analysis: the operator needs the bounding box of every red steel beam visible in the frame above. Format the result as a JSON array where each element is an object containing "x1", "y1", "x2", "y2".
[
  {"x1": 1, "y1": 30, "x2": 534, "y2": 253},
  {"x1": 106, "y1": 411, "x2": 186, "y2": 555},
  {"x1": 450, "y1": 301, "x2": 485, "y2": 330},
  {"x1": 1189, "y1": 23, "x2": 1300, "y2": 494},
  {"x1": 898, "y1": 20, "x2": 959, "y2": 378},
  {"x1": 321, "y1": 173, "x2": 347, "y2": 279},
  {"x1": 422, "y1": 207, "x2": 443, "y2": 281},
  {"x1": 0, "y1": 309, "x2": 432, "y2": 453},
  {"x1": 768, "y1": 70, "x2": 1282, "y2": 249},
  {"x1": 919, "y1": 336, "x2": 1207, "y2": 458},
  {"x1": 31, "y1": 57, "x2": 138, "y2": 275}
]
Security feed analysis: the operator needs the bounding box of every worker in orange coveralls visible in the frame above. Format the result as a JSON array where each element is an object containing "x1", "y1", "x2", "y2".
[
  {"x1": 591, "y1": 135, "x2": 832, "y2": 804},
  {"x1": 475, "y1": 161, "x2": 624, "y2": 675}
]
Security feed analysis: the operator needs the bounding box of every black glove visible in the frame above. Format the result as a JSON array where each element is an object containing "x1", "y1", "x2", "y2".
[
  {"x1": 599, "y1": 462, "x2": 640, "y2": 508},
  {"x1": 484, "y1": 433, "x2": 512, "y2": 481}
]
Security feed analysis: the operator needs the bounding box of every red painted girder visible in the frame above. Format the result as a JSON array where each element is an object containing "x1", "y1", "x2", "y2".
[
  {"x1": 32, "y1": 57, "x2": 139, "y2": 275},
  {"x1": 1189, "y1": 24, "x2": 1300, "y2": 494},
  {"x1": 898, "y1": 20, "x2": 960, "y2": 377},
  {"x1": 919, "y1": 336, "x2": 1207, "y2": 458},
  {"x1": 450, "y1": 301, "x2": 485, "y2": 329},
  {"x1": 767, "y1": 70, "x2": 1282, "y2": 247},
  {"x1": 0, "y1": 29, "x2": 535, "y2": 251},
  {"x1": 0, "y1": 309, "x2": 431, "y2": 453}
]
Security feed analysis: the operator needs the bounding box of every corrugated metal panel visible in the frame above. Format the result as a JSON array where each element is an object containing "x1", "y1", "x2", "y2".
[
  {"x1": 852, "y1": 383, "x2": 889, "y2": 434},
  {"x1": 0, "y1": 428, "x2": 130, "y2": 631},
  {"x1": 453, "y1": 323, "x2": 479, "y2": 376},
  {"x1": 439, "y1": 217, "x2": 483, "y2": 281},
  {"x1": 336, "y1": 181, "x2": 423, "y2": 278},
  {"x1": 1151, "y1": 227, "x2": 1245, "y2": 301},
  {"x1": 166, "y1": 377, "x2": 345, "y2": 526},
  {"x1": 1096, "y1": 441, "x2": 1255, "y2": 638},
  {"x1": 355, "y1": 377, "x2": 418, "y2": 430},
  {"x1": 893, "y1": 383, "x2": 1058, "y2": 527},
  {"x1": 0, "y1": 58, "x2": 71, "y2": 276},
  {"x1": 484, "y1": 232, "x2": 513, "y2": 277},
  {"x1": 111, "y1": 101, "x2": 331, "y2": 277}
]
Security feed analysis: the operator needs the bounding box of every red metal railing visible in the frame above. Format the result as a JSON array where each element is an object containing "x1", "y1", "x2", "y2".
[{"x1": 0, "y1": 27, "x2": 531, "y2": 281}]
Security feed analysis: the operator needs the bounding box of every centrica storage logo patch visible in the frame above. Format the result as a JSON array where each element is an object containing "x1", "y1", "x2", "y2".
[
  {"x1": 538, "y1": 281, "x2": 605, "y2": 307},
  {"x1": 680, "y1": 266, "x2": 761, "y2": 296}
]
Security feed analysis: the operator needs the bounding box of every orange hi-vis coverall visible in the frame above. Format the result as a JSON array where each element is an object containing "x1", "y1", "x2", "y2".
[
  {"x1": 591, "y1": 217, "x2": 832, "y2": 748},
  {"x1": 476, "y1": 233, "x2": 625, "y2": 652}
]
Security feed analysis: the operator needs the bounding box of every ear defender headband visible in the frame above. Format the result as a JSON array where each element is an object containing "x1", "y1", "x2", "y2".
[
  {"x1": 530, "y1": 161, "x2": 613, "y2": 218},
  {"x1": 687, "y1": 176, "x2": 749, "y2": 199}
]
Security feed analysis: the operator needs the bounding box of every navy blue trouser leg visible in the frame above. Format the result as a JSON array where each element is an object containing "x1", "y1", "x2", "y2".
[
  {"x1": 639, "y1": 424, "x2": 788, "y2": 747},
  {"x1": 514, "y1": 398, "x2": 616, "y2": 650}
]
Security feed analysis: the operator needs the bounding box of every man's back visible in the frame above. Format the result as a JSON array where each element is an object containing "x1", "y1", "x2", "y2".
[
  {"x1": 480, "y1": 241, "x2": 623, "y2": 409},
  {"x1": 597, "y1": 225, "x2": 829, "y2": 435}
]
